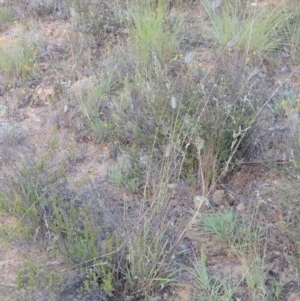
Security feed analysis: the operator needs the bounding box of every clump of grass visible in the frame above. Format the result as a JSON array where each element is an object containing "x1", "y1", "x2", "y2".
[
  {"x1": 126, "y1": 0, "x2": 183, "y2": 66},
  {"x1": 74, "y1": 74, "x2": 118, "y2": 140},
  {"x1": 197, "y1": 207, "x2": 265, "y2": 253},
  {"x1": 201, "y1": 0, "x2": 289, "y2": 57},
  {"x1": 0, "y1": 35, "x2": 40, "y2": 82},
  {"x1": 0, "y1": 157, "x2": 67, "y2": 237},
  {"x1": 187, "y1": 249, "x2": 236, "y2": 301},
  {"x1": 124, "y1": 227, "x2": 177, "y2": 298},
  {"x1": 122, "y1": 189, "x2": 178, "y2": 298},
  {"x1": 242, "y1": 256, "x2": 281, "y2": 301}
]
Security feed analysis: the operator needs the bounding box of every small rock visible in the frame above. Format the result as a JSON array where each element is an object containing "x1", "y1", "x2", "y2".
[
  {"x1": 167, "y1": 183, "x2": 178, "y2": 190},
  {"x1": 194, "y1": 195, "x2": 210, "y2": 209},
  {"x1": 148, "y1": 296, "x2": 160, "y2": 301},
  {"x1": 75, "y1": 154, "x2": 85, "y2": 162},
  {"x1": 236, "y1": 203, "x2": 245, "y2": 212},
  {"x1": 139, "y1": 155, "x2": 149, "y2": 166},
  {"x1": 288, "y1": 292, "x2": 300, "y2": 301},
  {"x1": 281, "y1": 65, "x2": 291, "y2": 73},
  {"x1": 170, "y1": 198, "x2": 179, "y2": 206},
  {"x1": 212, "y1": 189, "x2": 226, "y2": 206}
]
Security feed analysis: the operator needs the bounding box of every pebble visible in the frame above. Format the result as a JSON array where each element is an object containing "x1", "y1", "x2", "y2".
[
  {"x1": 194, "y1": 195, "x2": 211, "y2": 209},
  {"x1": 236, "y1": 203, "x2": 245, "y2": 212},
  {"x1": 212, "y1": 189, "x2": 226, "y2": 206}
]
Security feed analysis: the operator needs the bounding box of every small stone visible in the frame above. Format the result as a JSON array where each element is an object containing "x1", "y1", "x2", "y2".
[
  {"x1": 212, "y1": 189, "x2": 226, "y2": 206},
  {"x1": 167, "y1": 183, "x2": 178, "y2": 189},
  {"x1": 170, "y1": 198, "x2": 179, "y2": 206},
  {"x1": 76, "y1": 154, "x2": 85, "y2": 162},
  {"x1": 139, "y1": 155, "x2": 149, "y2": 165},
  {"x1": 194, "y1": 195, "x2": 210, "y2": 209},
  {"x1": 236, "y1": 203, "x2": 245, "y2": 212},
  {"x1": 281, "y1": 65, "x2": 291, "y2": 73},
  {"x1": 148, "y1": 297, "x2": 160, "y2": 301}
]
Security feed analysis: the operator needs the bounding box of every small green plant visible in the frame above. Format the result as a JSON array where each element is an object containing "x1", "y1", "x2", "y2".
[
  {"x1": 17, "y1": 258, "x2": 40, "y2": 289},
  {"x1": 51, "y1": 198, "x2": 121, "y2": 297},
  {"x1": 51, "y1": 200, "x2": 99, "y2": 263},
  {"x1": 16, "y1": 257, "x2": 64, "y2": 299},
  {"x1": 0, "y1": 7, "x2": 13, "y2": 30},
  {"x1": 0, "y1": 154, "x2": 67, "y2": 241},
  {"x1": 45, "y1": 130, "x2": 60, "y2": 158},
  {"x1": 0, "y1": 35, "x2": 39, "y2": 81},
  {"x1": 67, "y1": 137, "x2": 77, "y2": 162},
  {"x1": 274, "y1": 90, "x2": 300, "y2": 116},
  {"x1": 187, "y1": 249, "x2": 236, "y2": 301},
  {"x1": 108, "y1": 157, "x2": 143, "y2": 194}
]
